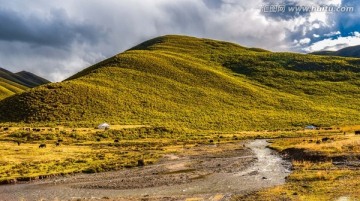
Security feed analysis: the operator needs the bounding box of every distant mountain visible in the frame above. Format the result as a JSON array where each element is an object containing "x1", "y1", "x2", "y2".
[
  {"x1": 0, "y1": 67, "x2": 50, "y2": 100},
  {"x1": 0, "y1": 77, "x2": 28, "y2": 100},
  {"x1": 1, "y1": 35, "x2": 360, "y2": 131},
  {"x1": 0, "y1": 68, "x2": 50, "y2": 88},
  {"x1": 311, "y1": 45, "x2": 360, "y2": 58}
]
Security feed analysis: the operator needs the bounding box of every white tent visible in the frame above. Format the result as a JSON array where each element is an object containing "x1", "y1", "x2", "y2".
[
  {"x1": 98, "y1": 123, "x2": 110, "y2": 129},
  {"x1": 305, "y1": 125, "x2": 317, "y2": 130}
]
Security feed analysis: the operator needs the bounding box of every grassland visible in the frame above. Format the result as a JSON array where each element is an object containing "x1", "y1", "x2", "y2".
[
  {"x1": 1, "y1": 35, "x2": 360, "y2": 131},
  {"x1": 0, "y1": 125, "x2": 252, "y2": 183},
  {"x1": 0, "y1": 77, "x2": 28, "y2": 100},
  {"x1": 0, "y1": 68, "x2": 50, "y2": 100},
  {"x1": 0, "y1": 67, "x2": 50, "y2": 88},
  {"x1": 0, "y1": 123, "x2": 352, "y2": 184},
  {"x1": 2, "y1": 124, "x2": 360, "y2": 201},
  {"x1": 1, "y1": 35, "x2": 360, "y2": 199}
]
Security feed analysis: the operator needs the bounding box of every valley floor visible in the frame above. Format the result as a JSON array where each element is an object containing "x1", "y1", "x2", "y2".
[
  {"x1": 0, "y1": 140, "x2": 290, "y2": 201},
  {"x1": 1, "y1": 125, "x2": 360, "y2": 200}
]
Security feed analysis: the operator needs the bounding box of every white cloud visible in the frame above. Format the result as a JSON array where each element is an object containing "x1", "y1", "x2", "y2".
[
  {"x1": 0, "y1": 0, "x2": 347, "y2": 81},
  {"x1": 0, "y1": 0, "x2": 299, "y2": 81},
  {"x1": 313, "y1": 34, "x2": 320, "y2": 38},
  {"x1": 299, "y1": 38, "x2": 311, "y2": 45},
  {"x1": 303, "y1": 32, "x2": 360, "y2": 52},
  {"x1": 324, "y1": 31, "x2": 341, "y2": 37},
  {"x1": 311, "y1": 23, "x2": 321, "y2": 29},
  {"x1": 289, "y1": 0, "x2": 341, "y2": 6}
]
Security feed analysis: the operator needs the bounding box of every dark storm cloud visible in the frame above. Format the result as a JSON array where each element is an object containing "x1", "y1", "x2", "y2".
[
  {"x1": 321, "y1": 43, "x2": 348, "y2": 51},
  {"x1": 0, "y1": 0, "x2": 351, "y2": 81},
  {"x1": 0, "y1": 8, "x2": 104, "y2": 48},
  {"x1": 158, "y1": 2, "x2": 207, "y2": 34},
  {"x1": 203, "y1": 0, "x2": 224, "y2": 9}
]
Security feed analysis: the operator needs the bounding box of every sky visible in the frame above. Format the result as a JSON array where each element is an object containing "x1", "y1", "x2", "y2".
[{"x1": 0, "y1": 0, "x2": 359, "y2": 82}]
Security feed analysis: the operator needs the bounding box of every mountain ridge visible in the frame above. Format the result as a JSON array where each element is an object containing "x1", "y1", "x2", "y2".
[
  {"x1": 0, "y1": 67, "x2": 50, "y2": 100},
  {"x1": 0, "y1": 77, "x2": 28, "y2": 100},
  {"x1": 310, "y1": 45, "x2": 360, "y2": 58},
  {"x1": 1, "y1": 35, "x2": 360, "y2": 131},
  {"x1": 0, "y1": 67, "x2": 50, "y2": 88}
]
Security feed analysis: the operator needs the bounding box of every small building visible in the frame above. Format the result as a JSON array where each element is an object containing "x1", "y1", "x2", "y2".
[
  {"x1": 305, "y1": 125, "x2": 317, "y2": 130},
  {"x1": 98, "y1": 123, "x2": 110, "y2": 130}
]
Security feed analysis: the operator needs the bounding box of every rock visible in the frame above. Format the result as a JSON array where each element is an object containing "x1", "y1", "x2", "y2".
[
  {"x1": 138, "y1": 159, "x2": 145, "y2": 166},
  {"x1": 249, "y1": 171, "x2": 259, "y2": 175}
]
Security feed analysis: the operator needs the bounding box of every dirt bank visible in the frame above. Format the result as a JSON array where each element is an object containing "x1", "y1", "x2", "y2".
[{"x1": 0, "y1": 140, "x2": 291, "y2": 201}]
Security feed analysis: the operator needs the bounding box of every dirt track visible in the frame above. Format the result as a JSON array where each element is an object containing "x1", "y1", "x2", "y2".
[{"x1": 0, "y1": 140, "x2": 291, "y2": 201}]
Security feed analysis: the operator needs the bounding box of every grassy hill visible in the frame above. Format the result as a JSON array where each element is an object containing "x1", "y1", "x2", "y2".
[
  {"x1": 0, "y1": 78, "x2": 28, "y2": 100},
  {"x1": 0, "y1": 67, "x2": 50, "y2": 100},
  {"x1": 311, "y1": 45, "x2": 360, "y2": 58},
  {"x1": 0, "y1": 68, "x2": 50, "y2": 88},
  {"x1": 1, "y1": 35, "x2": 360, "y2": 131}
]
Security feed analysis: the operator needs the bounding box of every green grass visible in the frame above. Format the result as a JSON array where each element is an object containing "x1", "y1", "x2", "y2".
[
  {"x1": 0, "y1": 125, "x2": 241, "y2": 182},
  {"x1": 1, "y1": 35, "x2": 360, "y2": 131},
  {"x1": 0, "y1": 68, "x2": 50, "y2": 88},
  {"x1": 0, "y1": 78, "x2": 28, "y2": 100},
  {"x1": 0, "y1": 140, "x2": 162, "y2": 182}
]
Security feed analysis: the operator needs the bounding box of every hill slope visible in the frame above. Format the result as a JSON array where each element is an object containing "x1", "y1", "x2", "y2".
[
  {"x1": 0, "y1": 77, "x2": 28, "y2": 100},
  {"x1": 1, "y1": 35, "x2": 360, "y2": 131},
  {"x1": 311, "y1": 45, "x2": 360, "y2": 58},
  {"x1": 0, "y1": 68, "x2": 50, "y2": 88},
  {"x1": 0, "y1": 67, "x2": 50, "y2": 100}
]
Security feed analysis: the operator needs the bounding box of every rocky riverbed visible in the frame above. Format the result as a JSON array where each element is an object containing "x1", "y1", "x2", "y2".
[{"x1": 0, "y1": 140, "x2": 291, "y2": 201}]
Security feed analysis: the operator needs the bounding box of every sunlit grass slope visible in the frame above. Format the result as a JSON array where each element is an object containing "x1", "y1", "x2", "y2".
[
  {"x1": 0, "y1": 68, "x2": 50, "y2": 88},
  {"x1": 1, "y1": 35, "x2": 360, "y2": 131},
  {"x1": 0, "y1": 67, "x2": 50, "y2": 100},
  {"x1": 0, "y1": 78, "x2": 28, "y2": 100}
]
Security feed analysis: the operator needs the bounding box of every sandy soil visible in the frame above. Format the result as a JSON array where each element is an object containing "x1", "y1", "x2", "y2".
[{"x1": 0, "y1": 140, "x2": 291, "y2": 201}]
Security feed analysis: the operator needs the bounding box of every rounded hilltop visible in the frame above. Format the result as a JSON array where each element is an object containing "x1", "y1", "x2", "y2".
[{"x1": 1, "y1": 35, "x2": 360, "y2": 131}]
